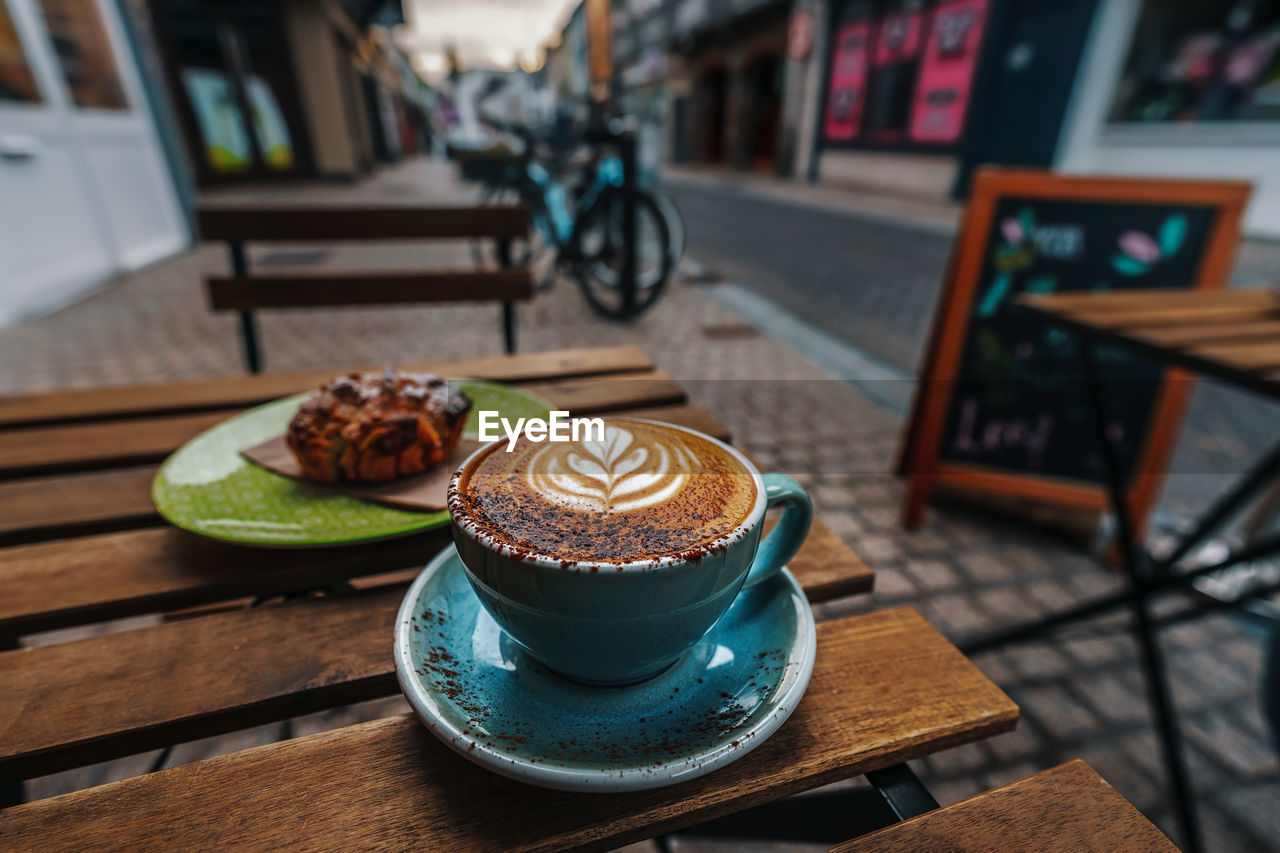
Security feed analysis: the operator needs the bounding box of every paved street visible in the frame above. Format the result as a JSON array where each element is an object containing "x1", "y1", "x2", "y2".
[
  {"x1": 665, "y1": 178, "x2": 952, "y2": 371},
  {"x1": 5, "y1": 158, "x2": 1278, "y2": 850},
  {"x1": 664, "y1": 174, "x2": 1280, "y2": 526}
]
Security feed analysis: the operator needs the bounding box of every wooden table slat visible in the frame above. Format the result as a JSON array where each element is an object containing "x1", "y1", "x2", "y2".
[
  {"x1": 1061, "y1": 301, "x2": 1280, "y2": 330},
  {"x1": 1019, "y1": 289, "x2": 1280, "y2": 402},
  {"x1": 1125, "y1": 319, "x2": 1280, "y2": 349},
  {"x1": 0, "y1": 411, "x2": 231, "y2": 480},
  {"x1": 0, "y1": 501, "x2": 870, "y2": 644},
  {"x1": 0, "y1": 346, "x2": 655, "y2": 429},
  {"x1": 0, "y1": 465, "x2": 159, "y2": 546},
  {"x1": 1023, "y1": 287, "x2": 1278, "y2": 313},
  {"x1": 0, "y1": 519, "x2": 869, "y2": 776},
  {"x1": 0, "y1": 370, "x2": 688, "y2": 481},
  {"x1": 1184, "y1": 339, "x2": 1280, "y2": 372},
  {"x1": 831, "y1": 760, "x2": 1176, "y2": 852},
  {"x1": 0, "y1": 607, "x2": 1016, "y2": 852},
  {"x1": 519, "y1": 370, "x2": 685, "y2": 414},
  {"x1": 0, "y1": 373, "x2": 688, "y2": 546},
  {"x1": 0, "y1": 528, "x2": 448, "y2": 638}
]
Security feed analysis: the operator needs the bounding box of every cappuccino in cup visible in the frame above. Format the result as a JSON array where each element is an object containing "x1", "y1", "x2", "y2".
[
  {"x1": 453, "y1": 419, "x2": 758, "y2": 564},
  {"x1": 448, "y1": 418, "x2": 812, "y2": 685}
]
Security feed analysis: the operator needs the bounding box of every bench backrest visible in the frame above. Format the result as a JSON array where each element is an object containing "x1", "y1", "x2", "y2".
[
  {"x1": 194, "y1": 203, "x2": 533, "y2": 369},
  {"x1": 196, "y1": 204, "x2": 528, "y2": 243}
]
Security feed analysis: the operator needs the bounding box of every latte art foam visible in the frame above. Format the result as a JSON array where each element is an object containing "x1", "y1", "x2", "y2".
[
  {"x1": 454, "y1": 419, "x2": 758, "y2": 563},
  {"x1": 525, "y1": 424, "x2": 696, "y2": 513}
]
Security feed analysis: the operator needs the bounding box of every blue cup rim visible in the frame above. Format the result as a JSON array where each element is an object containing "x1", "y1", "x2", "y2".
[{"x1": 447, "y1": 417, "x2": 768, "y2": 574}]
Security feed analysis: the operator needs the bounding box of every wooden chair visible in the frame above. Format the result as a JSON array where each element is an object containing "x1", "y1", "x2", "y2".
[{"x1": 197, "y1": 204, "x2": 533, "y2": 373}]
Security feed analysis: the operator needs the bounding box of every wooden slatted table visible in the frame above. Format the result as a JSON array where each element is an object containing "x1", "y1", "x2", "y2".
[
  {"x1": 831, "y1": 761, "x2": 1177, "y2": 852},
  {"x1": 995, "y1": 287, "x2": 1280, "y2": 853},
  {"x1": 0, "y1": 346, "x2": 1019, "y2": 850},
  {"x1": 1023, "y1": 287, "x2": 1280, "y2": 399}
]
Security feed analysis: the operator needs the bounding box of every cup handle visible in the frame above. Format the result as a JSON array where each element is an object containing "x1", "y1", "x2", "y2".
[{"x1": 742, "y1": 473, "x2": 813, "y2": 589}]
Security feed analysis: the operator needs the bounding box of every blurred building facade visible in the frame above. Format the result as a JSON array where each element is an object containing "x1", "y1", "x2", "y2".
[
  {"x1": 546, "y1": 1, "x2": 591, "y2": 101},
  {"x1": 613, "y1": 0, "x2": 1280, "y2": 236},
  {"x1": 0, "y1": 0, "x2": 430, "y2": 326},
  {"x1": 612, "y1": 0, "x2": 1097, "y2": 196},
  {"x1": 141, "y1": 0, "x2": 424, "y2": 186},
  {"x1": 1056, "y1": 0, "x2": 1280, "y2": 237},
  {"x1": 1, "y1": 0, "x2": 189, "y2": 325}
]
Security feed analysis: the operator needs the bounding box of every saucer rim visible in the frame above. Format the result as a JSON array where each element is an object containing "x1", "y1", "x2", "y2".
[{"x1": 393, "y1": 544, "x2": 817, "y2": 793}]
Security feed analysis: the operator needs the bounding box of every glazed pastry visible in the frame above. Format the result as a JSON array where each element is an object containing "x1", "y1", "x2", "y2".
[{"x1": 286, "y1": 370, "x2": 471, "y2": 483}]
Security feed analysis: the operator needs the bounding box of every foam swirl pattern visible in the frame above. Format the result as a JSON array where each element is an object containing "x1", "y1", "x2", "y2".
[
  {"x1": 453, "y1": 419, "x2": 758, "y2": 563},
  {"x1": 525, "y1": 423, "x2": 696, "y2": 513}
]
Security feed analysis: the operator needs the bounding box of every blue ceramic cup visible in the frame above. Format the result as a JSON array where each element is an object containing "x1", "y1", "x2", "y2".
[{"x1": 447, "y1": 420, "x2": 812, "y2": 686}]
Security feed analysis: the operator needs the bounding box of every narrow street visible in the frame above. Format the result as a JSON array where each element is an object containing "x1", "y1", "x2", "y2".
[
  {"x1": 665, "y1": 175, "x2": 1280, "y2": 525},
  {"x1": 664, "y1": 179, "x2": 953, "y2": 372}
]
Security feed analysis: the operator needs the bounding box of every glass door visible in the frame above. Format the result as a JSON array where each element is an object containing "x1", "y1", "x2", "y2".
[
  {"x1": 0, "y1": 0, "x2": 186, "y2": 323},
  {"x1": 0, "y1": 0, "x2": 115, "y2": 324}
]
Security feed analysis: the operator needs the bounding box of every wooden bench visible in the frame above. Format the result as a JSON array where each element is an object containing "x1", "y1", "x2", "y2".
[
  {"x1": 831, "y1": 761, "x2": 1176, "y2": 852},
  {"x1": 197, "y1": 204, "x2": 534, "y2": 373}
]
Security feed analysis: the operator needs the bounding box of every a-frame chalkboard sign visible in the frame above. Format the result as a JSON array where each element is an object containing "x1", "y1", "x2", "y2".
[{"x1": 901, "y1": 170, "x2": 1250, "y2": 531}]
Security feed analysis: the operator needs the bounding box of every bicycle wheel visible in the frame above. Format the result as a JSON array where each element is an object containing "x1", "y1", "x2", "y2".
[
  {"x1": 653, "y1": 189, "x2": 686, "y2": 274},
  {"x1": 572, "y1": 188, "x2": 672, "y2": 319}
]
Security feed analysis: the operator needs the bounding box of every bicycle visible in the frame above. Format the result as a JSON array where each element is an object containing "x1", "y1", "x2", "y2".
[{"x1": 459, "y1": 120, "x2": 679, "y2": 319}]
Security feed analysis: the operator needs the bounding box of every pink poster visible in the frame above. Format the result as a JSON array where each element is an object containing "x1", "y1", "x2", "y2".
[
  {"x1": 824, "y1": 22, "x2": 872, "y2": 141},
  {"x1": 909, "y1": 0, "x2": 988, "y2": 144},
  {"x1": 864, "y1": 9, "x2": 925, "y2": 143},
  {"x1": 872, "y1": 10, "x2": 923, "y2": 67}
]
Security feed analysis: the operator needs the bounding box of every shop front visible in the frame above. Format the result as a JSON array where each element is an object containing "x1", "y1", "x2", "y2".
[
  {"x1": 148, "y1": 0, "x2": 314, "y2": 184},
  {"x1": 662, "y1": 0, "x2": 791, "y2": 171},
  {"x1": 812, "y1": 0, "x2": 1101, "y2": 201},
  {"x1": 1057, "y1": 0, "x2": 1280, "y2": 237},
  {"x1": 1, "y1": 0, "x2": 188, "y2": 325},
  {"x1": 146, "y1": 0, "x2": 405, "y2": 186},
  {"x1": 815, "y1": 0, "x2": 991, "y2": 198}
]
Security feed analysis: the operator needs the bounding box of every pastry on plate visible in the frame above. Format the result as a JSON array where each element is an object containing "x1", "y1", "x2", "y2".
[{"x1": 287, "y1": 370, "x2": 472, "y2": 483}]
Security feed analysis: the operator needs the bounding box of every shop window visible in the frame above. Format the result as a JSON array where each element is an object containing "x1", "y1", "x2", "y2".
[
  {"x1": 236, "y1": 9, "x2": 301, "y2": 172},
  {"x1": 156, "y1": 0, "x2": 304, "y2": 179},
  {"x1": 181, "y1": 67, "x2": 251, "y2": 172},
  {"x1": 0, "y1": 2, "x2": 40, "y2": 103},
  {"x1": 38, "y1": 0, "x2": 129, "y2": 110},
  {"x1": 1109, "y1": 0, "x2": 1280, "y2": 123},
  {"x1": 823, "y1": 2, "x2": 876, "y2": 142}
]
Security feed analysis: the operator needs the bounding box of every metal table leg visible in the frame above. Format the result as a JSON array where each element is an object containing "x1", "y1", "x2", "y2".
[
  {"x1": 651, "y1": 762, "x2": 937, "y2": 848},
  {"x1": 1079, "y1": 338, "x2": 1201, "y2": 853},
  {"x1": 866, "y1": 763, "x2": 940, "y2": 821},
  {"x1": 962, "y1": 529, "x2": 1280, "y2": 655},
  {"x1": 1, "y1": 636, "x2": 19, "y2": 807}
]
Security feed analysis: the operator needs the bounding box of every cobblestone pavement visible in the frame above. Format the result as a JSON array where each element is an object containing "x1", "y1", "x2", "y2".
[
  {"x1": 8, "y1": 159, "x2": 1278, "y2": 851},
  {"x1": 664, "y1": 176, "x2": 1280, "y2": 529}
]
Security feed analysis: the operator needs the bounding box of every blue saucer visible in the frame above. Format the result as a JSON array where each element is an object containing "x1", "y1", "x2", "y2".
[{"x1": 394, "y1": 544, "x2": 817, "y2": 792}]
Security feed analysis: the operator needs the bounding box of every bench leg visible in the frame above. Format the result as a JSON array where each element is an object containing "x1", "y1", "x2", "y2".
[
  {"x1": 502, "y1": 302, "x2": 516, "y2": 354},
  {"x1": 495, "y1": 237, "x2": 517, "y2": 354},
  {"x1": 239, "y1": 311, "x2": 262, "y2": 374}
]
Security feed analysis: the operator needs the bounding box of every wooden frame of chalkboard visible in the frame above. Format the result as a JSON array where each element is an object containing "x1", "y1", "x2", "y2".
[{"x1": 900, "y1": 169, "x2": 1251, "y2": 532}]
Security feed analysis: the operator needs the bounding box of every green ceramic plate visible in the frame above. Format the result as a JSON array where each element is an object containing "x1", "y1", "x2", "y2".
[{"x1": 152, "y1": 379, "x2": 553, "y2": 547}]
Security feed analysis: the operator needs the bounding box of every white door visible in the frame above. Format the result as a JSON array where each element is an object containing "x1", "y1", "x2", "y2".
[{"x1": 0, "y1": 0, "x2": 186, "y2": 326}]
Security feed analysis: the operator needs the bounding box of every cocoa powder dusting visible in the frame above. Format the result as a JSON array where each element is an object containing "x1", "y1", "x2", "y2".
[{"x1": 456, "y1": 421, "x2": 757, "y2": 563}]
